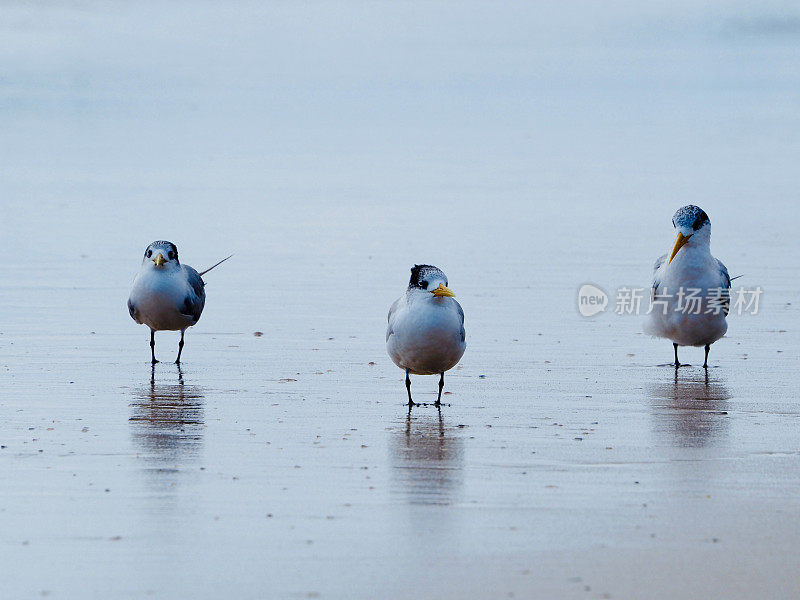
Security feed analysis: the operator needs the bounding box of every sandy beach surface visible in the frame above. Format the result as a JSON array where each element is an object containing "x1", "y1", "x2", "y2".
[{"x1": 1, "y1": 1, "x2": 799, "y2": 598}]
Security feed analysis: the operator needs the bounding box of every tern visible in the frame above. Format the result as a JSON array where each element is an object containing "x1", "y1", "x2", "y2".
[
  {"x1": 645, "y1": 206, "x2": 731, "y2": 368},
  {"x1": 128, "y1": 241, "x2": 231, "y2": 364},
  {"x1": 386, "y1": 265, "x2": 466, "y2": 407}
]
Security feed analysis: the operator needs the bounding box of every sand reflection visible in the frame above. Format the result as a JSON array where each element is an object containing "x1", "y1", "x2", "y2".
[
  {"x1": 649, "y1": 369, "x2": 731, "y2": 448},
  {"x1": 389, "y1": 409, "x2": 465, "y2": 506},
  {"x1": 129, "y1": 365, "x2": 205, "y2": 464}
]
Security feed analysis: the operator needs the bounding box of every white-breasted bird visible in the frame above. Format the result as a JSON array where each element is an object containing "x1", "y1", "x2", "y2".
[
  {"x1": 386, "y1": 265, "x2": 466, "y2": 406},
  {"x1": 645, "y1": 206, "x2": 731, "y2": 368},
  {"x1": 127, "y1": 241, "x2": 231, "y2": 364}
]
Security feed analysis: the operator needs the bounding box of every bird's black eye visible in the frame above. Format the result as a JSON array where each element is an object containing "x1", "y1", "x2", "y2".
[
  {"x1": 146, "y1": 250, "x2": 152, "y2": 258},
  {"x1": 168, "y1": 251, "x2": 175, "y2": 260},
  {"x1": 420, "y1": 281, "x2": 427, "y2": 289}
]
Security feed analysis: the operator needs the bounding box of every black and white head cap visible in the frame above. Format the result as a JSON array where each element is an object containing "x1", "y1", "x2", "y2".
[
  {"x1": 408, "y1": 264, "x2": 447, "y2": 292},
  {"x1": 672, "y1": 205, "x2": 710, "y2": 235},
  {"x1": 143, "y1": 240, "x2": 180, "y2": 266}
]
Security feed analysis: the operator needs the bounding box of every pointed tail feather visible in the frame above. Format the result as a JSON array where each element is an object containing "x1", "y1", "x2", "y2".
[{"x1": 199, "y1": 254, "x2": 233, "y2": 276}]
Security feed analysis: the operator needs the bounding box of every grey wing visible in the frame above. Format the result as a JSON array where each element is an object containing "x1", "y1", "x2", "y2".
[
  {"x1": 717, "y1": 259, "x2": 731, "y2": 316},
  {"x1": 386, "y1": 298, "x2": 401, "y2": 342},
  {"x1": 455, "y1": 300, "x2": 465, "y2": 342},
  {"x1": 650, "y1": 254, "x2": 667, "y2": 301},
  {"x1": 127, "y1": 297, "x2": 138, "y2": 322},
  {"x1": 651, "y1": 253, "x2": 667, "y2": 296},
  {"x1": 181, "y1": 266, "x2": 206, "y2": 324},
  {"x1": 717, "y1": 259, "x2": 731, "y2": 289}
]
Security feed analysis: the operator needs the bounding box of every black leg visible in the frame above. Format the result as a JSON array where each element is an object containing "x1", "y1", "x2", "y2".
[
  {"x1": 673, "y1": 343, "x2": 680, "y2": 368},
  {"x1": 150, "y1": 329, "x2": 158, "y2": 364},
  {"x1": 405, "y1": 370, "x2": 414, "y2": 407},
  {"x1": 703, "y1": 344, "x2": 710, "y2": 369},
  {"x1": 176, "y1": 330, "x2": 185, "y2": 364},
  {"x1": 435, "y1": 372, "x2": 445, "y2": 407}
]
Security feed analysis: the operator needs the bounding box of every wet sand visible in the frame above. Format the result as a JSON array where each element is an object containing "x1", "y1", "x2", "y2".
[{"x1": 2, "y1": 1, "x2": 800, "y2": 598}]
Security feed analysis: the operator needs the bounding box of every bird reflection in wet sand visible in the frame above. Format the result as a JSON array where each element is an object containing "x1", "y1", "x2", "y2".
[
  {"x1": 649, "y1": 369, "x2": 731, "y2": 447},
  {"x1": 129, "y1": 365, "x2": 205, "y2": 465},
  {"x1": 390, "y1": 408, "x2": 464, "y2": 505}
]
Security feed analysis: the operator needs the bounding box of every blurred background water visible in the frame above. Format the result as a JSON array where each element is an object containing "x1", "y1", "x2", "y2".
[{"x1": 1, "y1": 2, "x2": 799, "y2": 598}]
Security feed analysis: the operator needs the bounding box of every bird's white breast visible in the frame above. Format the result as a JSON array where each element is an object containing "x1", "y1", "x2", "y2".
[
  {"x1": 129, "y1": 268, "x2": 195, "y2": 331},
  {"x1": 645, "y1": 248, "x2": 728, "y2": 347},
  {"x1": 387, "y1": 292, "x2": 466, "y2": 375}
]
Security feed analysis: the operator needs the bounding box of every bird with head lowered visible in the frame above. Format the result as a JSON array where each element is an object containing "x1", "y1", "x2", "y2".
[{"x1": 645, "y1": 206, "x2": 731, "y2": 368}]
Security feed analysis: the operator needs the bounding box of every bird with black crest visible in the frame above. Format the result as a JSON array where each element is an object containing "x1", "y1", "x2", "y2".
[
  {"x1": 387, "y1": 264, "x2": 466, "y2": 407},
  {"x1": 645, "y1": 206, "x2": 731, "y2": 368},
  {"x1": 128, "y1": 241, "x2": 231, "y2": 364}
]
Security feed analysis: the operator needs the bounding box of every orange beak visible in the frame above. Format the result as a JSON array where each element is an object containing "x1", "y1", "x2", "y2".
[
  {"x1": 668, "y1": 232, "x2": 691, "y2": 264},
  {"x1": 431, "y1": 284, "x2": 456, "y2": 298}
]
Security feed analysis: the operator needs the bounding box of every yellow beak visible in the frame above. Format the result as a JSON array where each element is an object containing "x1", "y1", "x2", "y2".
[
  {"x1": 431, "y1": 284, "x2": 456, "y2": 298},
  {"x1": 153, "y1": 253, "x2": 166, "y2": 266},
  {"x1": 668, "y1": 232, "x2": 691, "y2": 264}
]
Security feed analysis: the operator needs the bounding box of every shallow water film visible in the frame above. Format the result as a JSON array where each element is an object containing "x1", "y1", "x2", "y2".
[{"x1": 2, "y1": 1, "x2": 800, "y2": 598}]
